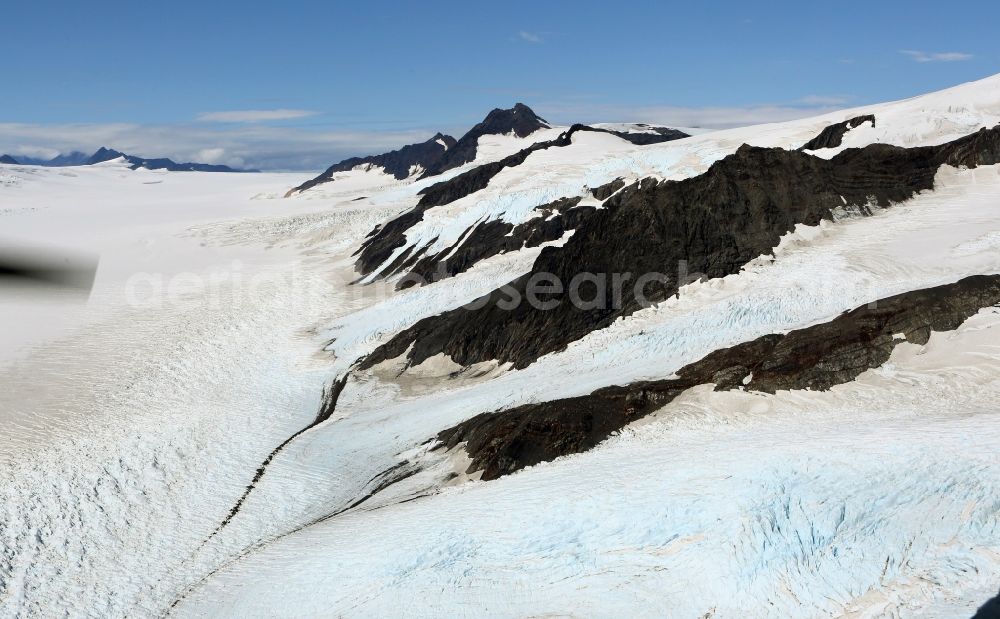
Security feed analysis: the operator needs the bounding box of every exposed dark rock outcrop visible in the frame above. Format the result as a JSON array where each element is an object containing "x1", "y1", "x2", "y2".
[
  {"x1": 971, "y1": 589, "x2": 1000, "y2": 619},
  {"x1": 419, "y1": 103, "x2": 550, "y2": 178},
  {"x1": 0, "y1": 154, "x2": 18, "y2": 164},
  {"x1": 800, "y1": 114, "x2": 876, "y2": 151},
  {"x1": 416, "y1": 125, "x2": 577, "y2": 208},
  {"x1": 355, "y1": 124, "x2": 688, "y2": 283},
  {"x1": 598, "y1": 125, "x2": 690, "y2": 146},
  {"x1": 353, "y1": 204, "x2": 434, "y2": 277},
  {"x1": 591, "y1": 177, "x2": 626, "y2": 200},
  {"x1": 395, "y1": 197, "x2": 594, "y2": 289},
  {"x1": 417, "y1": 124, "x2": 689, "y2": 209},
  {"x1": 288, "y1": 133, "x2": 458, "y2": 195},
  {"x1": 435, "y1": 275, "x2": 1000, "y2": 480},
  {"x1": 360, "y1": 124, "x2": 1000, "y2": 372}
]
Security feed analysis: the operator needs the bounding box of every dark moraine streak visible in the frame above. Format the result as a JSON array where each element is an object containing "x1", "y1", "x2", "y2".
[
  {"x1": 397, "y1": 197, "x2": 594, "y2": 289},
  {"x1": 355, "y1": 124, "x2": 688, "y2": 279},
  {"x1": 208, "y1": 373, "x2": 350, "y2": 537},
  {"x1": 289, "y1": 133, "x2": 458, "y2": 195},
  {"x1": 800, "y1": 114, "x2": 876, "y2": 151},
  {"x1": 359, "y1": 124, "x2": 1000, "y2": 372},
  {"x1": 435, "y1": 275, "x2": 1000, "y2": 480}
]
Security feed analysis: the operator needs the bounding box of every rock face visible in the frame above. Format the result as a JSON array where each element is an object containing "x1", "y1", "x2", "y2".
[
  {"x1": 596, "y1": 125, "x2": 690, "y2": 146},
  {"x1": 354, "y1": 124, "x2": 689, "y2": 282},
  {"x1": 396, "y1": 197, "x2": 594, "y2": 289},
  {"x1": 289, "y1": 103, "x2": 552, "y2": 195},
  {"x1": 800, "y1": 114, "x2": 876, "y2": 151},
  {"x1": 417, "y1": 124, "x2": 690, "y2": 209},
  {"x1": 971, "y1": 590, "x2": 1000, "y2": 619},
  {"x1": 0, "y1": 155, "x2": 18, "y2": 164},
  {"x1": 416, "y1": 125, "x2": 576, "y2": 208},
  {"x1": 436, "y1": 274, "x2": 1000, "y2": 480},
  {"x1": 419, "y1": 103, "x2": 551, "y2": 178},
  {"x1": 591, "y1": 177, "x2": 625, "y2": 200},
  {"x1": 289, "y1": 133, "x2": 458, "y2": 195},
  {"x1": 360, "y1": 124, "x2": 1000, "y2": 372}
]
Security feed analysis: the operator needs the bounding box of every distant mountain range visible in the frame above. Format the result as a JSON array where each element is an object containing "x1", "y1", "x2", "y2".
[{"x1": 0, "y1": 147, "x2": 257, "y2": 172}]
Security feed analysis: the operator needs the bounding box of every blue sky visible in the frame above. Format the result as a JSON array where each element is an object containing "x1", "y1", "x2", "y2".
[{"x1": 1, "y1": 0, "x2": 998, "y2": 170}]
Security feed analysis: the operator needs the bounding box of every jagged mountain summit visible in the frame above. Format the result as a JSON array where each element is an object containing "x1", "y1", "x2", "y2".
[
  {"x1": 287, "y1": 102, "x2": 553, "y2": 195},
  {"x1": 288, "y1": 102, "x2": 690, "y2": 196},
  {"x1": 418, "y1": 102, "x2": 551, "y2": 177},
  {"x1": 0, "y1": 154, "x2": 18, "y2": 164},
  {"x1": 1, "y1": 147, "x2": 256, "y2": 172}
]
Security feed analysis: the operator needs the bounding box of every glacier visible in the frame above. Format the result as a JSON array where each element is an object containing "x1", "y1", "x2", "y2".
[{"x1": 2, "y1": 76, "x2": 1000, "y2": 618}]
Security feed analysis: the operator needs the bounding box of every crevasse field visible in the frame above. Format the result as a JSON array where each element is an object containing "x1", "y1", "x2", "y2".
[{"x1": 2, "y1": 75, "x2": 1000, "y2": 618}]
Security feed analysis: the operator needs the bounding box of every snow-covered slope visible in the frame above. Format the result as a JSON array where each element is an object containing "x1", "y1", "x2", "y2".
[{"x1": 3, "y1": 75, "x2": 1000, "y2": 618}]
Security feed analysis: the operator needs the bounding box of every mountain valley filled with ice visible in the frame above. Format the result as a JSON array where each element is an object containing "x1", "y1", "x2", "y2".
[{"x1": 2, "y1": 74, "x2": 1000, "y2": 618}]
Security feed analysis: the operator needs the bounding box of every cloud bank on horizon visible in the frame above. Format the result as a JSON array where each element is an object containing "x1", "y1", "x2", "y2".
[
  {"x1": 0, "y1": 98, "x2": 858, "y2": 171},
  {"x1": 1, "y1": 2, "x2": 994, "y2": 171}
]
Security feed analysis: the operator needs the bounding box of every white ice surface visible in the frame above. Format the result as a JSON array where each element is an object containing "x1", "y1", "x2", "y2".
[{"x1": 3, "y1": 74, "x2": 1000, "y2": 618}]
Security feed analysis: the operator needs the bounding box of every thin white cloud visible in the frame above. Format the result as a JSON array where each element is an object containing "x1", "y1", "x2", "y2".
[
  {"x1": 196, "y1": 109, "x2": 319, "y2": 123},
  {"x1": 0, "y1": 93, "x2": 858, "y2": 170},
  {"x1": 900, "y1": 50, "x2": 973, "y2": 63},
  {"x1": 518, "y1": 31, "x2": 543, "y2": 44},
  {"x1": 538, "y1": 100, "x2": 852, "y2": 130},
  {"x1": 796, "y1": 94, "x2": 851, "y2": 106}
]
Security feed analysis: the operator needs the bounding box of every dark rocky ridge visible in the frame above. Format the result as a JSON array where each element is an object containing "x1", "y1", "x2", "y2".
[
  {"x1": 591, "y1": 177, "x2": 626, "y2": 200},
  {"x1": 359, "y1": 124, "x2": 1000, "y2": 372},
  {"x1": 419, "y1": 103, "x2": 551, "y2": 178},
  {"x1": 416, "y1": 124, "x2": 578, "y2": 209},
  {"x1": 289, "y1": 133, "x2": 458, "y2": 195},
  {"x1": 417, "y1": 124, "x2": 689, "y2": 210},
  {"x1": 436, "y1": 275, "x2": 1000, "y2": 480},
  {"x1": 599, "y1": 124, "x2": 690, "y2": 146},
  {"x1": 396, "y1": 197, "x2": 594, "y2": 289},
  {"x1": 0, "y1": 154, "x2": 18, "y2": 164},
  {"x1": 800, "y1": 115, "x2": 876, "y2": 151},
  {"x1": 8, "y1": 151, "x2": 90, "y2": 167},
  {"x1": 2, "y1": 148, "x2": 252, "y2": 171},
  {"x1": 86, "y1": 147, "x2": 253, "y2": 172},
  {"x1": 288, "y1": 103, "x2": 551, "y2": 196},
  {"x1": 354, "y1": 124, "x2": 689, "y2": 281}
]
